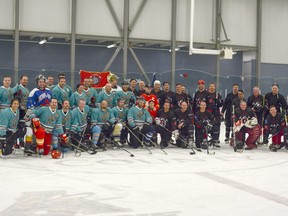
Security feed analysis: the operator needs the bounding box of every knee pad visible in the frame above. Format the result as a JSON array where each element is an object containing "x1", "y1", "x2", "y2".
[
  {"x1": 91, "y1": 125, "x2": 101, "y2": 134},
  {"x1": 35, "y1": 127, "x2": 45, "y2": 148},
  {"x1": 112, "y1": 123, "x2": 122, "y2": 137}
]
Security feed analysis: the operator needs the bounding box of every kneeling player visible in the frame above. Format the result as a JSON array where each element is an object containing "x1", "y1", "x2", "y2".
[
  {"x1": 0, "y1": 99, "x2": 26, "y2": 157},
  {"x1": 154, "y1": 100, "x2": 176, "y2": 148},
  {"x1": 174, "y1": 101, "x2": 194, "y2": 148},
  {"x1": 263, "y1": 105, "x2": 288, "y2": 151},
  {"x1": 234, "y1": 100, "x2": 261, "y2": 150},
  {"x1": 127, "y1": 97, "x2": 154, "y2": 148},
  {"x1": 24, "y1": 98, "x2": 68, "y2": 158},
  {"x1": 194, "y1": 101, "x2": 215, "y2": 149}
]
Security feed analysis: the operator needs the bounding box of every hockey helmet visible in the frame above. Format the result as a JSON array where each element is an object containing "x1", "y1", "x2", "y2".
[
  {"x1": 51, "y1": 149, "x2": 62, "y2": 159},
  {"x1": 35, "y1": 74, "x2": 47, "y2": 83}
]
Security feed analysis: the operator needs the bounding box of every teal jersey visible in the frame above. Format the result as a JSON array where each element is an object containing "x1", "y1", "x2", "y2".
[
  {"x1": 90, "y1": 107, "x2": 115, "y2": 126},
  {"x1": 29, "y1": 106, "x2": 63, "y2": 134},
  {"x1": 127, "y1": 105, "x2": 152, "y2": 128},
  {"x1": 64, "y1": 84, "x2": 73, "y2": 97},
  {"x1": 0, "y1": 108, "x2": 19, "y2": 136},
  {"x1": 12, "y1": 84, "x2": 30, "y2": 110},
  {"x1": 71, "y1": 105, "x2": 90, "y2": 132},
  {"x1": 83, "y1": 88, "x2": 98, "y2": 105},
  {"x1": 69, "y1": 92, "x2": 87, "y2": 108},
  {"x1": 0, "y1": 86, "x2": 14, "y2": 109},
  {"x1": 116, "y1": 90, "x2": 136, "y2": 107},
  {"x1": 60, "y1": 109, "x2": 73, "y2": 131},
  {"x1": 52, "y1": 84, "x2": 70, "y2": 104},
  {"x1": 111, "y1": 106, "x2": 128, "y2": 122},
  {"x1": 96, "y1": 90, "x2": 117, "y2": 108}
]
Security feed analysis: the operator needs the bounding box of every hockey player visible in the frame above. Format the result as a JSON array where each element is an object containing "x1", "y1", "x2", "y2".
[
  {"x1": 263, "y1": 105, "x2": 288, "y2": 151},
  {"x1": 221, "y1": 83, "x2": 239, "y2": 142},
  {"x1": 232, "y1": 89, "x2": 246, "y2": 108},
  {"x1": 83, "y1": 78, "x2": 98, "y2": 107},
  {"x1": 27, "y1": 75, "x2": 52, "y2": 109},
  {"x1": 247, "y1": 86, "x2": 264, "y2": 126},
  {"x1": 91, "y1": 100, "x2": 119, "y2": 149},
  {"x1": 96, "y1": 83, "x2": 117, "y2": 108},
  {"x1": 52, "y1": 77, "x2": 71, "y2": 109},
  {"x1": 108, "y1": 74, "x2": 122, "y2": 92},
  {"x1": 0, "y1": 99, "x2": 26, "y2": 156},
  {"x1": 174, "y1": 101, "x2": 194, "y2": 148},
  {"x1": 141, "y1": 84, "x2": 160, "y2": 110},
  {"x1": 205, "y1": 82, "x2": 223, "y2": 144},
  {"x1": 60, "y1": 100, "x2": 73, "y2": 134},
  {"x1": 70, "y1": 99, "x2": 101, "y2": 150},
  {"x1": 138, "y1": 80, "x2": 146, "y2": 96},
  {"x1": 234, "y1": 100, "x2": 261, "y2": 150},
  {"x1": 160, "y1": 81, "x2": 175, "y2": 108},
  {"x1": 147, "y1": 100, "x2": 157, "y2": 120},
  {"x1": 155, "y1": 100, "x2": 176, "y2": 148},
  {"x1": 151, "y1": 80, "x2": 164, "y2": 101},
  {"x1": 46, "y1": 76, "x2": 55, "y2": 89},
  {"x1": 127, "y1": 97, "x2": 153, "y2": 148},
  {"x1": 116, "y1": 81, "x2": 136, "y2": 108},
  {"x1": 194, "y1": 101, "x2": 215, "y2": 149},
  {"x1": 193, "y1": 80, "x2": 208, "y2": 113},
  {"x1": 25, "y1": 98, "x2": 68, "y2": 158},
  {"x1": 264, "y1": 83, "x2": 287, "y2": 118},
  {"x1": 182, "y1": 85, "x2": 193, "y2": 109},
  {"x1": 69, "y1": 84, "x2": 87, "y2": 109},
  {"x1": 128, "y1": 78, "x2": 139, "y2": 97},
  {"x1": 0, "y1": 76, "x2": 14, "y2": 110},
  {"x1": 112, "y1": 98, "x2": 129, "y2": 144},
  {"x1": 57, "y1": 73, "x2": 72, "y2": 97},
  {"x1": 13, "y1": 75, "x2": 29, "y2": 119},
  {"x1": 172, "y1": 83, "x2": 189, "y2": 110}
]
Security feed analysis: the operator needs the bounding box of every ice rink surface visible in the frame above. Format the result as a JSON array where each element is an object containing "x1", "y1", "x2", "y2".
[{"x1": 1, "y1": 125, "x2": 288, "y2": 216}]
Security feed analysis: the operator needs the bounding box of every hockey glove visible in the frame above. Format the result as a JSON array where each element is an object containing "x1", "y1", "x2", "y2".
[{"x1": 102, "y1": 122, "x2": 112, "y2": 131}]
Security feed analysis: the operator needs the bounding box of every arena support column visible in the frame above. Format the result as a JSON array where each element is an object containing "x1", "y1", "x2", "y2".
[
  {"x1": 215, "y1": 0, "x2": 221, "y2": 90},
  {"x1": 14, "y1": 0, "x2": 20, "y2": 85},
  {"x1": 123, "y1": 0, "x2": 129, "y2": 80},
  {"x1": 70, "y1": 0, "x2": 76, "y2": 90},
  {"x1": 256, "y1": 0, "x2": 262, "y2": 88},
  {"x1": 171, "y1": 0, "x2": 177, "y2": 91}
]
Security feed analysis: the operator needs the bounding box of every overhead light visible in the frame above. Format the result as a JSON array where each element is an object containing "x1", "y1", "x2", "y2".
[
  {"x1": 169, "y1": 48, "x2": 180, "y2": 52},
  {"x1": 39, "y1": 39, "x2": 47, "y2": 44},
  {"x1": 107, "y1": 44, "x2": 116, "y2": 48}
]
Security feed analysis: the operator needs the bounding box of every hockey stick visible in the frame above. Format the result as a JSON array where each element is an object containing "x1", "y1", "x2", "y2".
[
  {"x1": 157, "y1": 125, "x2": 196, "y2": 155},
  {"x1": 203, "y1": 126, "x2": 216, "y2": 155},
  {"x1": 74, "y1": 124, "x2": 90, "y2": 157},
  {"x1": 121, "y1": 122, "x2": 152, "y2": 154}
]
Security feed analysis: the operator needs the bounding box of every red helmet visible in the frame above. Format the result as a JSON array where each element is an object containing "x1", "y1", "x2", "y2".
[{"x1": 51, "y1": 150, "x2": 61, "y2": 159}]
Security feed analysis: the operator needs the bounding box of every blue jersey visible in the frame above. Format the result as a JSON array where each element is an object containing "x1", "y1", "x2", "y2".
[
  {"x1": 0, "y1": 86, "x2": 14, "y2": 109},
  {"x1": 0, "y1": 108, "x2": 19, "y2": 136},
  {"x1": 127, "y1": 106, "x2": 152, "y2": 128},
  {"x1": 27, "y1": 88, "x2": 52, "y2": 109},
  {"x1": 90, "y1": 107, "x2": 115, "y2": 126}
]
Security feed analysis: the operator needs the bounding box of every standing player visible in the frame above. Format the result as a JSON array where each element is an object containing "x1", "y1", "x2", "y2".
[
  {"x1": 0, "y1": 76, "x2": 14, "y2": 110},
  {"x1": 221, "y1": 83, "x2": 239, "y2": 143},
  {"x1": 13, "y1": 75, "x2": 29, "y2": 119},
  {"x1": 193, "y1": 80, "x2": 208, "y2": 113},
  {"x1": 52, "y1": 77, "x2": 71, "y2": 109},
  {"x1": 116, "y1": 81, "x2": 136, "y2": 108},
  {"x1": 141, "y1": 84, "x2": 160, "y2": 110},
  {"x1": 83, "y1": 78, "x2": 98, "y2": 107},
  {"x1": 247, "y1": 86, "x2": 264, "y2": 127},
  {"x1": 96, "y1": 83, "x2": 117, "y2": 108},
  {"x1": 172, "y1": 83, "x2": 189, "y2": 110},
  {"x1": 206, "y1": 82, "x2": 223, "y2": 145},
  {"x1": 151, "y1": 80, "x2": 164, "y2": 102},
  {"x1": 69, "y1": 84, "x2": 87, "y2": 109},
  {"x1": 26, "y1": 75, "x2": 52, "y2": 109},
  {"x1": 138, "y1": 81, "x2": 146, "y2": 96},
  {"x1": 160, "y1": 81, "x2": 175, "y2": 108},
  {"x1": 128, "y1": 78, "x2": 139, "y2": 97},
  {"x1": 46, "y1": 76, "x2": 55, "y2": 89},
  {"x1": 232, "y1": 89, "x2": 245, "y2": 108}
]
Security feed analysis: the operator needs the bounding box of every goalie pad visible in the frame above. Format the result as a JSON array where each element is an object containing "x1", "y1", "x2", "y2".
[
  {"x1": 32, "y1": 118, "x2": 41, "y2": 129},
  {"x1": 246, "y1": 124, "x2": 261, "y2": 146},
  {"x1": 35, "y1": 127, "x2": 45, "y2": 149},
  {"x1": 112, "y1": 123, "x2": 122, "y2": 142},
  {"x1": 244, "y1": 117, "x2": 258, "y2": 128}
]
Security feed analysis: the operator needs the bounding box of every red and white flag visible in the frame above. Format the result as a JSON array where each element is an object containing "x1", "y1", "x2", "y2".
[{"x1": 79, "y1": 70, "x2": 110, "y2": 89}]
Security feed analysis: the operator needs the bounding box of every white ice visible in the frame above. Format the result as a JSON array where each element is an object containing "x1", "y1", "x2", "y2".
[{"x1": 0, "y1": 124, "x2": 288, "y2": 216}]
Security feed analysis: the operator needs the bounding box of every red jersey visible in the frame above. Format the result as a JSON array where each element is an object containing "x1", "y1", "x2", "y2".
[
  {"x1": 141, "y1": 93, "x2": 159, "y2": 110},
  {"x1": 147, "y1": 108, "x2": 157, "y2": 120}
]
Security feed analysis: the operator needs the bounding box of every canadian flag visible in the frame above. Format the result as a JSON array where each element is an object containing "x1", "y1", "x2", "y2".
[{"x1": 79, "y1": 70, "x2": 110, "y2": 89}]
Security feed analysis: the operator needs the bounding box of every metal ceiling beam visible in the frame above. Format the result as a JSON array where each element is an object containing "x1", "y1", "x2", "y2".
[
  {"x1": 171, "y1": 0, "x2": 177, "y2": 91},
  {"x1": 129, "y1": 0, "x2": 147, "y2": 31},
  {"x1": 105, "y1": 0, "x2": 123, "y2": 37},
  {"x1": 103, "y1": 43, "x2": 122, "y2": 72},
  {"x1": 129, "y1": 48, "x2": 150, "y2": 83},
  {"x1": 97, "y1": 40, "x2": 107, "y2": 44},
  {"x1": 14, "y1": 0, "x2": 20, "y2": 84},
  {"x1": 70, "y1": 0, "x2": 76, "y2": 89},
  {"x1": 256, "y1": 0, "x2": 262, "y2": 88}
]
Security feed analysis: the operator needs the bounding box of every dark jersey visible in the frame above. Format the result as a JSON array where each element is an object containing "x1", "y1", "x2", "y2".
[
  {"x1": 172, "y1": 92, "x2": 189, "y2": 110},
  {"x1": 160, "y1": 90, "x2": 175, "y2": 108},
  {"x1": 174, "y1": 108, "x2": 194, "y2": 127},
  {"x1": 156, "y1": 109, "x2": 176, "y2": 131},
  {"x1": 222, "y1": 92, "x2": 238, "y2": 117},
  {"x1": 234, "y1": 107, "x2": 255, "y2": 123},
  {"x1": 193, "y1": 90, "x2": 208, "y2": 113},
  {"x1": 247, "y1": 94, "x2": 264, "y2": 114},
  {"x1": 194, "y1": 110, "x2": 214, "y2": 129},
  {"x1": 206, "y1": 92, "x2": 223, "y2": 116},
  {"x1": 264, "y1": 113, "x2": 285, "y2": 134},
  {"x1": 232, "y1": 98, "x2": 246, "y2": 109},
  {"x1": 264, "y1": 92, "x2": 287, "y2": 113},
  {"x1": 128, "y1": 87, "x2": 139, "y2": 97}
]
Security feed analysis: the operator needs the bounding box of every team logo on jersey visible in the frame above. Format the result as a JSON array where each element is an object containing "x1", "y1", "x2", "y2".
[{"x1": 90, "y1": 75, "x2": 101, "y2": 85}]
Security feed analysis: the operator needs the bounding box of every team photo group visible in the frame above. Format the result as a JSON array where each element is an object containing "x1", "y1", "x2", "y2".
[{"x1": 0, "y1": 72, "x2": 287, "y2": 159}]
